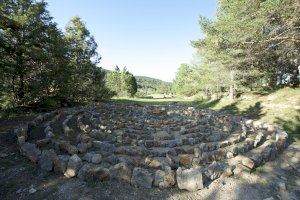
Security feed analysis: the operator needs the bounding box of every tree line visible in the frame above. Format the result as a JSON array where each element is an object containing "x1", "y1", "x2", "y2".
[
  {"x1": 0, "y1": 0, "x2": 114, "y2": 110},
  {"x1": 106, "y1": 66, "x2": 138, "y2": 97},
  {"x1": 173, "y1": 0, "x2": 299, "y2": 98}
]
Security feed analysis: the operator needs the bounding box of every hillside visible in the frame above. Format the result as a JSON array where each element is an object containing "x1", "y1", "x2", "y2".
[{"x1": 135, "y1": 76, "x2": 172, "y2": 96}]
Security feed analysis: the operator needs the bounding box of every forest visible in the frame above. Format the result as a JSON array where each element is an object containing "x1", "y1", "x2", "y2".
[{"x1": 173, "y1": 0, "x2": 299, "y2": 98}]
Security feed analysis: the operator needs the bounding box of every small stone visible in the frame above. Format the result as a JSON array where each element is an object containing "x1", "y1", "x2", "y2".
[
  {"x1": 82, "y1": 152, "x2": 102, "y2": 164},
  {"x1": 153, "y1": 131, "x2": 172, "y2": 141},
  {"x1": 36, "y1": 138, "x2": 50, "y2": 147},
  {"x1": 64, "y1": 154, "x2": 82, "y2": 178},
  {"x1": 242, "y1": 157, "x2": 255, "y2": 169},
  {"x1": 20, "y1": 143, "x2": 41, "y2": 163},
  {"x1": 92, "y1": 141, "x2": 116, "y2": 153},
  {"x1": 110, "y1": 162, "x2": 132, "y2": 182},
  {"x1": 277, "y1": 182, "x2": 286, "y2": 190},
  {"x1": 29, "y1": 188, "x2": 37, "y2": 194},
  {"x1": 54, "y1": 155, "x2": 70, "y2": 173},
  {"x1": 263, "y1": 197, "x2": 275, "y2": 200},
  {"x1": 77, "y1": 163, "x2": 110, "y2": 182},
  {"x1": 18, "y1": 136, "x2": 26, "y2": 146},
  {"x1": 233, "y1": 164, "x2": 251, "y2": 175},
  {"x1": 206, "y1": 161, "x2": 227, "y2": 180},
  {"x1": 39, "y1": 149, "x2": 57, "y2": 171},
  {"x1": 131, "y1": 168, "x2": 154, "y2": 189},
  {"x1": 154, "y1": 166, "x2": 176, "y2": 188},
  {"x1": 77, "y1": 143, "x2": 88, "y2": 154},
  {"x1": 179, "y1": 154, "x2": 193, "y2": 167},
  {"x1": 176, "y1": 167, "x2": 203, "y2": 192}
]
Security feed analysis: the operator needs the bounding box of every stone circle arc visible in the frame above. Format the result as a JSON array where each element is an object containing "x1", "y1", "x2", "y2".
[{"x1": 15, "y1": 103, "x2": 289, "y2": 191}]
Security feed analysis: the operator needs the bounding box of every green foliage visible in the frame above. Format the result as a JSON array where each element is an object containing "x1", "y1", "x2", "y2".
[
  {"x1": 172, "y1": 64, "x2": 199, "y2": 96},
  {"x1": 0, "y1": 0, "x2": 112, "y2": 110},
  {"x1": 135, "y1": 76, "x2": 172, "y2": 96},
  {"x1": 106, "y1": 67, "x2": 137, "y2": 97},
  {"x1": 174, "y1": 0, "x2": 300, "y2": 98}
]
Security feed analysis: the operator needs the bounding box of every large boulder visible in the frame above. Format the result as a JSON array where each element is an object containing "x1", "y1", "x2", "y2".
[
  {"x1": 154, "y1": 166, "x2": 176, "y2": 188},
  {"x1": 176, "y1": 167, "x2": 203, "y2": 191},
  {"x1": 20, "y1": 143, "x2": 41, "y2": 163},
  {"x1": 39, "y1": 149, "x2": 57, "y2": 171},
  {"x1": 110, "y1": 162, "x2": 132, "y2": 182},
  {"x1": 131, "y1": 168, "x2": 154, "y2": 189},
  {"x1": 64, "y1": 154, "x2": 82, "y2": 178}
]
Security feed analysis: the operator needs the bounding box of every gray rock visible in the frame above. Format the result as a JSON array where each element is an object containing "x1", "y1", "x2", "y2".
[
  {"x1": 206, "y1": 161, "x2": 227, "y2": 180},
  {"x1": 39, "y1": 149, "x2": 57, "y2": 171},
  {"x1": 82, "y1": 152, "x2": 102, "y2": 164},
  {"x1": 77, "y1": 143, "x2": 88, "y2": 154},
  {"x1": 176, "y1": 167, "x2": 203, "y2": 191},
  {"x1": 131, "y1": 167, "x2": 154, "y2": 189},
  {"x1": 77, "y1": 163, "x2": 110, "y2": 182},
  {"x1": 54, "y1": 155, "x2": 70, "y2": 173},
  {"x1": 20, "y1": 143, "x2": 41, "y2": 163},
  {"x1": 64, "y1": 154, "x2": 82, "y2": 178},
  {"x1": 110, "y1": 162, "x2": 132, "y2": 182},
  {"x1": 154, "y1": 166, "x2": 176, "y2": 188},
  {"x1": 93, "y1": 141, "x2": 116, "y2": 153}
]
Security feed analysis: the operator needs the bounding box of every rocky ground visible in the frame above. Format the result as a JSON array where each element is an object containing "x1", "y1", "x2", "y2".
[{"x1": 0, "y1": 103, "x2": 299, "y2": 200}]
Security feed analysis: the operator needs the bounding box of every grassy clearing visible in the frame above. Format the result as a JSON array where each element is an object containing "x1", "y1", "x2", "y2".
[{"x1": 114, "y1": 88, "x2": 300, "y2": 140}]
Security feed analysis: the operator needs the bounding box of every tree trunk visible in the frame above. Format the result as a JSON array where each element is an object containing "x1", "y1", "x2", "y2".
[{"x1": 229, "y1": 70, "x2": 236, "y2": 100}]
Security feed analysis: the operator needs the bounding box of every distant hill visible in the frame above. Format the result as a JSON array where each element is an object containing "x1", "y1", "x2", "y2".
[
  {"x1": 101, "y1": 68, "x2": 172, "y2": 95},
  {"x1": 135, "y1": 76, "x2": 172, "y2": 95}
]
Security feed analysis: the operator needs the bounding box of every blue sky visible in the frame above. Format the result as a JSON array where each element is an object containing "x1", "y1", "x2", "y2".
[{"x1": 46, "y1": 0, "x2": 217, "y2": 82}]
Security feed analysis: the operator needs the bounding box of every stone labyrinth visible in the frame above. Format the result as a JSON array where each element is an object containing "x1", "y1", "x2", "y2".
[{"x1": 15, "y1": 103, "x2": 289, "y2": 191}]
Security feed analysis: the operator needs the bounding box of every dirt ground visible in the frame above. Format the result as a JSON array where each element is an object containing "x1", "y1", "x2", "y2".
[{"x1": 0, "y1": 116, "x2": 299, "y2": 200}]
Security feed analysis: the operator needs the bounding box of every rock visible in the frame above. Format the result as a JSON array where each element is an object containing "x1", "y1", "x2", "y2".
[
  {"x1": 277, "y1": 182, "x2": 286, "y2": 190},
  {"x1": 110, "y1": 162, "x2": 132, "y2": 182},
  {"x1": 147, "y1": 157, "x2": 167, "y2": 169},
  {"x1": 222, "y1": 166, "x2": 234, "y2": 177},
  {"x1": 54, "y1": 155, "x2": 70, "y2": 173},
  {"x1": 28, "y1": 188, "x2": 37, "y2": 194},
  {"x1": 207, "y1": 134, "x2": 222, "y2": 142},
  {"x1": 93, "y1": 141, "x2": 116, "y2": 153},
  {"x1": 206, "y1": 161, "x2": 227, "y2": 180},
  {"x1": 78, "y1": 163, "x2": 110, "y2": 182},
  {"x1": 131, "y1": 168, "x2": 154, "y2": 189},
  {"x1": 20, "y1": 143, "x2": 41, "y2": 163},
  {"x1": 80, "y1": 134, "x2": 94, "y2": 143},
  {"x1": 263, "y1": 197, "x2": 275, "y2": 200},
  {"x1": 194, "y1": 147, "x2": 201, "y2": 157},
  {"x1": 77, "y1": 143, "x2": 88, "y2": 154},
  {"x1": 154, "y1": 166, "x2": 176, "y2": 188},
  {"x1": 39, "y1": 149, "x2": 57, "y2": 171},
  {"x1": 18, "y1": 136, "x2": 26, "y2": 146},
  {"x1": 233, "y1": 164, "x2": 251, "y2": 175},
  {"x1": 153, "y1": 131, "x2": 173, "y2": 141},
  {"x1": 82, "y1": 152, "x2": 102, "y2": 164},
  {"x1": 60, "y1": 141, "x2": 78, "y2": 155},
  {"x1": 89, "y1": 129, "x2": 102, "y2": 138},
  {"x1": 36, "y1": 138, "x2": 50, "y2": 147},
  {"x1": 176, "y1": 167, "x2": 203, "y2": 192},
  {"x1": 64, "y1": 154, "x2": 82, "y2": 178},
  {"x1": 242, "y1": 157, "x2": 255, "y2": 169},
  {"x1": 179, "y1": 154, "x2": 193, "y2": 167}
]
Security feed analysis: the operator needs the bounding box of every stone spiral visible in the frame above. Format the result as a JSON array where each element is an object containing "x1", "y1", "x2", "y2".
[{"x1": 15, "y1": 103, "x2": 289, "y2": 191}]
